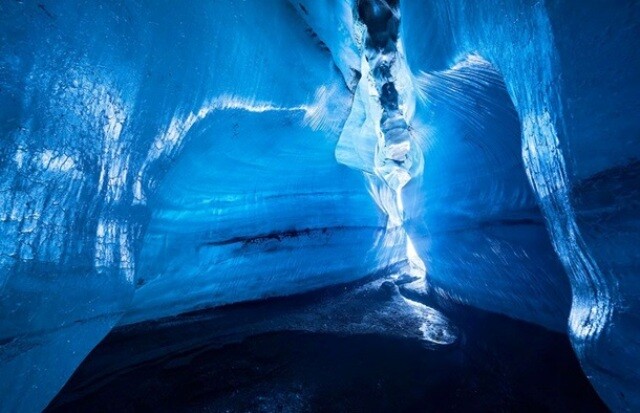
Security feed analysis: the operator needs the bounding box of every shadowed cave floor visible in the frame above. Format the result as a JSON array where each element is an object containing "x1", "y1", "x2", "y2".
[{"x1": 47, "y1": 281, "x2": 608, "y2": 413}]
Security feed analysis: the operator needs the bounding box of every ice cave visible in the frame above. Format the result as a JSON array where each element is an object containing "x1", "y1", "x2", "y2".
[{"x1": 0, "y1": 0, "x2": 639, "y2": 411}]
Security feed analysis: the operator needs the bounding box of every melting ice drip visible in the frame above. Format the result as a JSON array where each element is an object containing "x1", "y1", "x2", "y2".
[{"x1": 357, "y1": 0, "x2": 425, "y2": 280}]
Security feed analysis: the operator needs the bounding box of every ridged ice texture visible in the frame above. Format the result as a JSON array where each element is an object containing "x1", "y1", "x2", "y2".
[
  {"x1": 0, "y1": 1, "x2": 408, "y2": 411},
  {"x1": 400, "y1": 0, "x2": 640, "y2": 410},
  {"x1": 403, "y1": 55, "x2": 571, "y2": 331},
  {"x1": 1, "y1": 1, "x2": 639, "y2": 412}
]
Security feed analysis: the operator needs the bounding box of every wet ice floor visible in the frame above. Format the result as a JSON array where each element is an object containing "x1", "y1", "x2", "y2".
[{"x1": 48, "y1": 280, "x2": 608, "y2": 412}]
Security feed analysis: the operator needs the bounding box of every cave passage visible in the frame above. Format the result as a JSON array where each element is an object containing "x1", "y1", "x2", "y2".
[{"x1": 0, "y1": 0, "x2": 639, "y2": 412}]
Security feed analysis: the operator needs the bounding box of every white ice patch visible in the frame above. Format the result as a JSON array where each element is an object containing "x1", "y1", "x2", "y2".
[
  {"x1": 522, "y1": 110, "x2": 566, "y2": 199},
  {"x1": 402, "y1": 296, "x2": 457, "y2": 345},
  {"x1": 40, "y1": 150, "x2": 76, "y2": 172},
  {"x1": 94, "y1": 219, "x2": 135, "y2": 284},
  {"x1": 14, "y1": 148, "x2": 26, "y2": 169},
  {"x1": 303, "y1": 84, "x2": 349, "y2": 134}
]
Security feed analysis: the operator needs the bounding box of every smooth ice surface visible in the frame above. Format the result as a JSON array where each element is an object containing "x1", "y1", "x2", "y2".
[{"x1": 1, "y1": 0, "x2": 639, "y2": 412}]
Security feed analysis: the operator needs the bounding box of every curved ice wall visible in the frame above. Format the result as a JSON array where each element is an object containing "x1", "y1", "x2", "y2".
[
  {"x1": 0, "y1": 1, "x2": 407, "y2": 411},
  {"x1": 397, "y1": 0, "x2": 640, "y2": 411},
  {"x1": 403, "y1": 55, "x2": 571, "y2": 331}
]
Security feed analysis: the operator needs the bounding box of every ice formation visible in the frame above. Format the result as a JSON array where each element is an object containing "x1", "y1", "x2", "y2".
[{"x1": 1, "y1": 0, "x2": 638, "y2": 411}]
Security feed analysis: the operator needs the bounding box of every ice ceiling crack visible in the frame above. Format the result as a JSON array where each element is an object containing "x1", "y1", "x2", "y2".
[{"x1": 349, "y1": 0, "x2": 426, "y2": 280}]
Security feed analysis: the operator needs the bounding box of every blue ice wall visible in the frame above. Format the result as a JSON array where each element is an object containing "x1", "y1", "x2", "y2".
[
  {"x1": 1, "y1": 0, "x2": 639, "y2": 411},
  {"x1": 403, "y1": 56, "x2": 571, "y2": 331},
  {"x1": 122, "y1": 89, "x2": 391, "y2": 324},
  {"x1": 0, "y1": 1, "x2": 405, "y2": 411},
  {"x1": 399, "y1": 0, "x2": 640, "y2": 410}
]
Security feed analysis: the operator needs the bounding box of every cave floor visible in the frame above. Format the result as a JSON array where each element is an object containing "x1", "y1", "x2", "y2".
[{"x1": 47, "y1": 281, "x2": 608, "y2": 413}]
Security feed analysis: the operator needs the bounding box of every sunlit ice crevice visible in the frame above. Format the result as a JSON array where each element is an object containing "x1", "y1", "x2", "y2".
[{"x1": 338, "y1": 0, "x2": 426, "y2": 281}]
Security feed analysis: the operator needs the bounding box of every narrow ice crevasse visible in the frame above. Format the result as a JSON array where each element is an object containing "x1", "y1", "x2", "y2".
[{"x1": 356, "y1": 0, "x2": 425, "y2": 280}]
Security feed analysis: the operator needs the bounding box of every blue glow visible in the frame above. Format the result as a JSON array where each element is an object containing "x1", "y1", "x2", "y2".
[{"x1": 1, "y1": 0, "x2": 638, "y2": 411}]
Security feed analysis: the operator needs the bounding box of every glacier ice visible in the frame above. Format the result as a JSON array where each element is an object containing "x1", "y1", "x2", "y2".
[
  {"x1": 1, "y1": 0, "x2": 639, "y2": 411},
  {"x1": 399, "y1": 0, "x2": 640, "y2": 410},
  {"x1": 0, "y1": 1, "x2": 407, "y2": 410}
]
